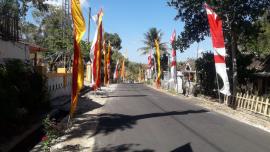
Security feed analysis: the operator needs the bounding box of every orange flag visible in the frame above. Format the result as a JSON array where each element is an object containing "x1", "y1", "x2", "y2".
[
  {"x1": 70, "y1": 0, "x2": 86, "y2": 118},
  {"x1": 103, "y1": 37, "x2": 108, "y2": 86},
  {"x1": 121, "y1": 58, "x2": 125, "y2": 80},
  {"x1": 93, "y1": 10, "x2": 104, "y2": 90},
  {"x1": 106, "y1": 42, "x2": 111, "y2": 85}
]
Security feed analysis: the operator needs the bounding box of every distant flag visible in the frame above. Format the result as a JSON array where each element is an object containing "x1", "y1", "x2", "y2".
[
  {"x1": 103, "y1": 36, "x2": 108, "y2": 86},
  {"x1": 70, "y1": 0, "x2": 86, "y2": 117},
  {"x1": 92, "y1": 9, "x2": 104, "y2": 90},
  {"x1": 90, "y1": 12, "x2": 99, "y2": 85},
  {"x1": 106, "y1": 42, "x2": 111, "y2": 85},
  {"x1": 170, "y1": 29, "x2": 177, "y2": 83},
  {"x1": 113, "y1": 60, "x2": 119, "y2": 80},
  {"x1": 205, "y1": 3, "x2": 230, "y2": 96},
  {"x1": 155, "y1": 39, "x2": 161, "y2": 88},
  {"x1": 121, "y1": 58, "x2": 125, "y2": 80}
]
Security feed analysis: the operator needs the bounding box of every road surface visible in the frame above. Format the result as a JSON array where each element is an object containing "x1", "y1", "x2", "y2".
[{"x1": 92, "y1": 84, "x2": 270, "y2": 152}]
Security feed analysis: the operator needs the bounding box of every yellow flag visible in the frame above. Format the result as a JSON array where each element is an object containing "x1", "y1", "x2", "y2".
[
  {"x1": 155, "y1": 39, "x2": 161, "y2": 88},
  {"x1": 70, "y1": 0, "x2": 86, "y2": 117}
]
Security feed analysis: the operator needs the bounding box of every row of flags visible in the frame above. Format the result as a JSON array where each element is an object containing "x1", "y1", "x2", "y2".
[
  {"x1": 148, "y1": 3, "x2": 231, "y2": 96},
  {"x1": 69, "y1": 0, "x2": 230, "y2": 117},
  {"x1": 69, "y1": 1, "x2": 125, "y2": 118}
]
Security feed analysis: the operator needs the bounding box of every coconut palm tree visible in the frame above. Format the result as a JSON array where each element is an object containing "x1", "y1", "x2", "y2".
[{"x1": 138, "y1": 27, "x2": 167, "y2": 55}]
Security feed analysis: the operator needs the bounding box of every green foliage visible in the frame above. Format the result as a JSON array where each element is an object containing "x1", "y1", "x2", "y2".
[
  {"x1": 29, "y1": 6, "x2": 73, "y2": 53},
  {"x1": 80, "y1": 40, "x2": 91, "y2": 61},
  {"x1": 126, "y1": 61, "x2": 143, "y2": 81},
  {"x1": 42, "y1": 115, "x2": 63, "y2": 151},
  {"x1": 104, "y1": 32, "x2": 122, "y2": 51},
  {"x1": 21, "y1": 21, "x2": 38, "y2": 43},
  {"x1": 167, "y1": 0, "x2": 270, "y2": 52},
  {"x1": 196, "y1": 52, "x2": 220, "y2": 97},
  {"x1": 0, "y1": 0, "x2": 47, "y2": 18},
  {"x1": 242, "y1": 12, "x2": 270, "y2": 56},
  {"x1": 138, "y1": 27, "x2": 167, "y2": 55},
  {"x1": 0, "y1": 60, "x2": 49, "y2": 122},
  {"x1": 236, "y1": 53, "x2": 256, "y2": 86}
]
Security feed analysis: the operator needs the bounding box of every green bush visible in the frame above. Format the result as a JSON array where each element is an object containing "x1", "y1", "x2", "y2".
[{"x1": 0, "y1": 60, "x2": 50, "y2": 122}]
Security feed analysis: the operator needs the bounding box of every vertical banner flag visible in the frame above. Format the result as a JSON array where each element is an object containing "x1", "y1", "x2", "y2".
[
  {"x1": 106, "y1": 42, "x2": 111, "y2": 85},
  {"x1": 92, "y1": 10, "x2": 103, "y2": 90},
  {"x1": 155, "y1": 39, "x2": 161, "y2": 88},
  {"x1": 70, "y1": 0, "x2": 86, "y2": 117},
  {"x1": 121, "y1": 58, "x2": 125, "y2": 80},
  {"x1": 170, "y1": 29, "x2": 177, "y2": 82},
  {"x1": 113, "y1": 60, "x2": 119, "y2": 80},
  {"x1": 147, "y1": 49, "x2": 152, "y2": 79},
  {"x1": 103, "y1": 36, "x2": 108, "y2": 86},
  {"x1": 205, "y1": 3, "x2": 230, "y2": 96},
  {"x1": 90, "y1": 13, "x2": 98, "y2": 85}
]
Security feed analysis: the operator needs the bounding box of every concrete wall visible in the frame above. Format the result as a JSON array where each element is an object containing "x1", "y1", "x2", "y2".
[
  {"x1": 47, "y1": 73, "x2": 72, "y2": 100},
  {"x1": 0, "y1": 40, "x2": 29, "y2": 60}
]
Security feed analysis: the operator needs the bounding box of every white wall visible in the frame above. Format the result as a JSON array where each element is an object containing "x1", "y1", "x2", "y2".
[
  {"x1": 0, "y1": 40, "x2": 29, "y2": 60},
  {"x1": 47, "y1": 74, "x2": 72, "y2": 100}
]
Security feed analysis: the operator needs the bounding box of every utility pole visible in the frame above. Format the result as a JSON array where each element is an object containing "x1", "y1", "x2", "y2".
[{"x1": 87, "y1": 7, "x2": 91, "y2": 43}]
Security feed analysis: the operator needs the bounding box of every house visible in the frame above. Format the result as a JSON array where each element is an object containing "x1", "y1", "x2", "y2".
[
  {"x1": 0, "y1": 39, "x2": 46, "y2": 66},
  {"x1": 247, "y1": 55, "x2": 270, "y2": 96}
]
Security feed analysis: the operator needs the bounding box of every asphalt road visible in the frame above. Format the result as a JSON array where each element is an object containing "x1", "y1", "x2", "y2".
[{"x1": 93, "y1": 83, "x2": 270, "y2": 152}]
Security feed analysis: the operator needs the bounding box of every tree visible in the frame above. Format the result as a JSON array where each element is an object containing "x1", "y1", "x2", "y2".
[
  {"x1": 126, "y1": 61, "x2": 143, "y2": 81},
  {"x1": 104, "y1": 32, "x2": 122, "y2": 51},
  {"x1": 138, "y1": 27, "x2": 167, "y2": 55},
  {"x1": 196, "y1": 52, "x2": 218, "y2": 97},
  {"x1": 80, "y1": 40, "x2": 91, "y2": 61},
  {"x1": 0, "y1": 0, "x2": 47, "y2": 23},
  {"x1": 243, "y1": 12, "x2": 270, "y2": 56},
  {"x1": 31, "y1": 6, "x2": 73, "y2": 53},
  {"x1": 167, "y1": 0, "x2": 270, "y2": 103},
  {"x1": 21, "y1": 21, "x2": 38, "y2": 43}
]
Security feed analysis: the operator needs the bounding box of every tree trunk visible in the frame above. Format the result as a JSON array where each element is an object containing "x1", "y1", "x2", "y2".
[{"x1": 231, "y1": 31, "x2": 238, "y2": 106}]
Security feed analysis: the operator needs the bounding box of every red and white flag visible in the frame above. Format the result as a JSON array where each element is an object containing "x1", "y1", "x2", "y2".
[
  {"x1": 113, "y1": 60, "x2": 119, "y2": 80},
  {"x1": 170, "y1": 29, "x2": 177, "y2": 82},
  {"x1": 205, "y1": 3, "x2": 230, "y2": 96}
]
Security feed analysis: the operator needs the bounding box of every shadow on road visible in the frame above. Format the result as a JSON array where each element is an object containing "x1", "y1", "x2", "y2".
[
  {"x1": 94, "y1": 143, "x2": 154, "y2": 152},
  {"x1": 102, "y1": 95, "x2": 147, "y2": 98},
  {"x1": 94, "y1": 142, "x2": 193, "y2": 152},
  {"x1": 170, "y1": 143, "x2": 193, "y2": 152},
  {"x1": 92, "y1": 109, "x2": 208, "y2": 136}
]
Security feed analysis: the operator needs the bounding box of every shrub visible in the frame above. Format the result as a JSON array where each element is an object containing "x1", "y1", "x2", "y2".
[{"x1": 0, "y1": 59, "x2": 50, "y2": 122}]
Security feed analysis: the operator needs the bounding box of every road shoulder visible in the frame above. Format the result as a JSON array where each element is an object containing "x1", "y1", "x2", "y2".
[{"x1": 146, "y1": 84, "x2": 270, "y2": 133}]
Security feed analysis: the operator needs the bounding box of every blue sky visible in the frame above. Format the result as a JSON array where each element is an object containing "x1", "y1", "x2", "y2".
[{"x1": 30, "y1": 0, "x2": 213, "y2": 63}]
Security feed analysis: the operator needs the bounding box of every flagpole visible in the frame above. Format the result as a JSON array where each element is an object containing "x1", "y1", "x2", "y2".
[{"x1": 87, "y1": 7, "x2": 91, "y2": 43}]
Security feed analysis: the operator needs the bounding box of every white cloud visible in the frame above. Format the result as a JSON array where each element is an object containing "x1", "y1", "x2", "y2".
[
  {"x1": 44, "y1": 0, "x2": 61, "y2": 6},
  {"x1": 44, "y1": 0, "x2": 89, "y2": 8},
  {"x1": 80, "y1": 0, "x2": 90, "y2": 8}
]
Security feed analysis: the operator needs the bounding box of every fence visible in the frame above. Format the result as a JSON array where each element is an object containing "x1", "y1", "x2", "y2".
[
  {"x1": 236, "y1": 93, "x2": 270, "y2": 118},
  {"x1": 0, "y1": 15, "x2": 19, "y2": 41},
  {"x1": 47, "y1": 73, "x2": 72, "y2": 99}
]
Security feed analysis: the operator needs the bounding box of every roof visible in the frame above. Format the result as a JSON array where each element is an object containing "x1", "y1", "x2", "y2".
[
  {"x1": 19, "y1": 41, "x2": 47, "y2": 53},
  {"x1": 248, "y1": 55, "x2": 270, "y2": 72}
]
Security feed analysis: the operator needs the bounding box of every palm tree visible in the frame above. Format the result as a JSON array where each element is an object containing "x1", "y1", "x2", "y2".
[{"x1": 138, "y1": 27, "x2": 167, "y2": 55}]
